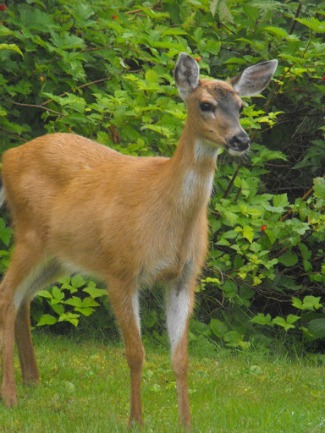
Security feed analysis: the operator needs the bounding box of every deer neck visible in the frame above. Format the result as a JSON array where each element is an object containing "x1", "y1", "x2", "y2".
[{"x1": 167, "y1": 121, "x2": 218, "y2": 212}]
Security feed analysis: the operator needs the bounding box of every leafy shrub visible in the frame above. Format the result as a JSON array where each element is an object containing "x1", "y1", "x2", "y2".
[
  {"x1": 0, "y1": 0, "x2": 324, "y2": 349},
  {"x1": 32, "y1": 274, "x2": 107, "y2": 328}
]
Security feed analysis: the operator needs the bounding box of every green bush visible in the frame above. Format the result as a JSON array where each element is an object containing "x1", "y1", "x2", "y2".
[{"x1": 0, "y1": 0, "x2": 324, "y2": 350}]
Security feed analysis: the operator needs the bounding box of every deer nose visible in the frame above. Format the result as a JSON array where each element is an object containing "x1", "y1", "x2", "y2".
[{"x1": 228, "y1": 132, "x2": 251, "y2": 153}]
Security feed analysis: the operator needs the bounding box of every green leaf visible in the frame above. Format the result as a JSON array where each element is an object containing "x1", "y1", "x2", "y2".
[
  {"x1": 64, "y1": 296, "x2": 82, "y2": 308},
  {"x1": 75, "y1": 307, "x2": 95, "y2": 317},
  {"x1": 64, "y1": 3, "x2": 95, "y2": 23},
  {"x1": 210, "y1": 319, "x2": 228, "y2": 337},
  {"x1": 142, "y1": 310, "x2": 158, "y2": 329},
  {"x1": 58, "y1": 313, "x2": 80, "y2": 327},
  {"x1": 19, "y1": 5, "x2": 56, "y2": 32},
  {"x1": 0, "y1": 27, "x2": 13, "y2": 37},
  {"x1": 0, "y1": 43, "x2": 23, "y2": 56},
  {"x1": 296, "y1": 18, "x2": 325, "y2": 33},
  {"x1": 210, "y1": 0, "x2": 219, "y2": 17},
  {"x1": 71, "y1": 274, "x2": 87, "y2": 289},
  {"x1": 145, "y1": 69, "x2": 160, "y2": 84},
  {"x1": 251, "y1": 313, "x2": 273, "y2": 326},
  {"x1": 262, "y1": 204, "x2": 286, "y2": 213},
  {"x1": 272, "y1": 316, "x2": 297, "y2": 331},
  {"x1": 286, "y1": 314, "x2": 300, "y2": 325},
  {"x1": 52, "y1": 286, "x2": 65, "y2": 302},
  {"x1": 50, "y1": 303, "x2": 64, "y2": 316},
  {"x1": 203, "y1": 277, "x2": 221, "y2": 286},
  {"x1": 163, "y1": 28, "x2": 187, "y2": 36},
  {"x1": 141, "y1": 124, "x2": 173, "y2": 138},
  {"x1": 83, "y1": 283, "x2": 107, "y2": 299},
  {"x1": 191, "y1": 319, "x2": 211, "y2": 337},
  {"x1": 298, "y1": 242, "x2": 312, "y2": 272},
  {"x1": 298, "y1": 242, "x2": 311, "y2": 261},
  {"x1": 37, "y1": 314, "x2": 57, "y2": 326},
  {"x1": 293, "y1": 296, "x2": 322, "y2": 311},
  {"x1": 273, "y1": 194, "x2": 289, "y2": 209},
  {"x1": 292, "y1": 297, "x2": 303, "y2": 309},
  {"x1": 59, "y1": 278, "x2": 77, "y2": 294},
  {"x1": 0, "y1": 218, "x2": 13, "y2": 246},
  {"x1": 307, "y1": 319, "x2": 325, "y2": 339},
  {"x1": 313, "y1": 177, "x2": 325, "y2": 200},
  {"x1": 222, "y1": 280, "x2": 237, "y2": 297},
  {"x1": 264, "y1": 26, "x2": 289, "y2": 39},
  {"x1": 51, "y1": 32, "x2": 86, "y2": 50},
  {"x1": 243, "y1": 225, "x2": 254, "y2": 243},
  {"x1": 278, "y1": 250, "x2": 298, "y2": 267},
  {"x1": 284, "y1": 219, "x2": 309, "y2": 236},
  {"x1": 242, "y1": 4, "x2": 260, "y2": 23},
  {"x1": 210, "y1": 0, "x2": 234, "y2": 23},
  {"x1": 80, "y1": 297, "x2": 100, "y2": 308},
  {"x1": 224, "y1": 331, "x2": 249, "y2": 349},
  {"x1": 38, "y1": 290, "x2": 53, "y2": 300},
  {"x1": 215, "y1": 207, "x2": 239, "y2": 226}
]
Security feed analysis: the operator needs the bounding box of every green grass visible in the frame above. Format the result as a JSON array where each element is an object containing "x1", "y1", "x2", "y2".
[{"x1": 0, "y1": 333, "x2": 324, "y2": 433}]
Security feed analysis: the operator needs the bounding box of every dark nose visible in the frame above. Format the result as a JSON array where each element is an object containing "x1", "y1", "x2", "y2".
[{"x1": 229, "y1": 132, "x2": 251, "y2": 152}]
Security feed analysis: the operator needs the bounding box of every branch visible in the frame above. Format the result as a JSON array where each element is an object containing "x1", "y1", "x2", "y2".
[
  {"x1": 11, "y1": 101, "x2": 64, "y2": 117},
  {"x1": 280, "y1": 186, "x2": 314, "y2": 222},
  {"x1": 289, "y1": 0, "x2": 302, "y2": 35},
  {"x1": 42, "y1": 77, "x2": 111, "y2": 106},
  {"x1": 222, "y1": 162, "x2": 242, "y2": 198}
]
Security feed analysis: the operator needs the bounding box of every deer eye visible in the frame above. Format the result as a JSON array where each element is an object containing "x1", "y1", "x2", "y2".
[{"x1": 199, "y1": 102, "x2": 215, "y2": 113}]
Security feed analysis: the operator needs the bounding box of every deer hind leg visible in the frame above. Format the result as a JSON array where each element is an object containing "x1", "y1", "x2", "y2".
[
  {"x1": 108, "y1": 280, "x2": 144, "y2": 427},
  {"x1": 166, "y1": 264, "x2": 196, "y2": 429},
  {"x1": 0, "y1": 270, "x2": 18, "y2": 407},
  {"x1": 0, "y1": 243, "x2": 38, "y2": 407},
  {"x1": 0, "y1": 240, "x2": 62, "y2": 406},
  {"x1": 14, "y1": 301, "x2": 38, "y2": 386},
  {"x1": 14, "y1": 259, "x2": 63, "y2": 386}
]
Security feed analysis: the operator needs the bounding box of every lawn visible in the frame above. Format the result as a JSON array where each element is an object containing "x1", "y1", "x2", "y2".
[{"x1": 0, "y1": 333, "x2": 324, "y2": 433}]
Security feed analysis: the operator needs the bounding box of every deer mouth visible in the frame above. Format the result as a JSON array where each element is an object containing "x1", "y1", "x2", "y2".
[{"x1": 227, "y1": 132, "x2": 250, "y2": 155}]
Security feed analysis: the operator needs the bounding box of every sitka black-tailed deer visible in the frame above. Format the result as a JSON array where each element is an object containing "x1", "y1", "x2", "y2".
[{"x1": 0, "y1": 53, "x2": 277, "y2": 428}]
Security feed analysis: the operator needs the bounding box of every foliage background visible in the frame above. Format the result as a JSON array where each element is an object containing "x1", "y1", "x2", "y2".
[{"x1": 0, "y1": 0, "x2": 324, "y2": 352}]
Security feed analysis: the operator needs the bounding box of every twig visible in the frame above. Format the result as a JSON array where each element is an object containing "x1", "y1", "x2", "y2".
[
  {"x1": 280, "y1": 186, "x2": 314, "y2": 221},
  {"x1": 42, "y1": 77, "x2": 111, "y2": 106},
  {"x1": 76, "y1": 77, "x2": 111, "y2": 90},
  {"x1": 222, "y1": 162, "x2": 242, "y2": 198},
  {"x1": 289, "y1": 0, "x2": 302, "y2": 35},
  {"x1": 125, "y1": 9, "x2": 142, "y2": 15},
  {"x1": 11, "y1": 101, "x2": 64, "y2": 117},
  {"x1": 221, "y1": 127, "x2": 262, "y2": 199}
]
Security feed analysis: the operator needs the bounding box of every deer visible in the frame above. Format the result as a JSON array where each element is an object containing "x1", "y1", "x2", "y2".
[{"x1": 0, "y1": 53, "x2": 277, "y2": 428}]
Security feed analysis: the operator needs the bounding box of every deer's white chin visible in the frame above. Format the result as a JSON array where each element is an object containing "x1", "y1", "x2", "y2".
[{"x1": 228, "y1": 148, "x2": 248, "y2": 157}]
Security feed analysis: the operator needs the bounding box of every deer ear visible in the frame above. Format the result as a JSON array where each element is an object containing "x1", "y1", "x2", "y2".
[
  {"x1": 231, "y1": 59, "x2": 278, "y2": 97},
  {"x1": 174, "y1": 53, "x2": 200, "y2": 100}
]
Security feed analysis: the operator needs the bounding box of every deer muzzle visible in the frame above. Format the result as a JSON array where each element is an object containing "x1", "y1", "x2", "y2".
[{"x1": 227, "y1": 131, "x2": 250, "y2": 155}]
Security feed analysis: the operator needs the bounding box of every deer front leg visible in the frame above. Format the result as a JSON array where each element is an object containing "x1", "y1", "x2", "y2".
[
  {"x1": 109, "y1": 283, "x2": 144, "y2": 427},
  {"x1": 166, "y1": 270, "x2": 196, "y2": 429}
]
